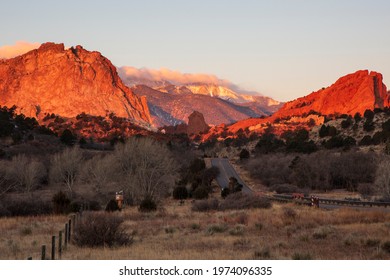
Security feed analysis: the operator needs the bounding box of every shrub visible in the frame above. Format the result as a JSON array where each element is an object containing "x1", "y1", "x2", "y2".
[
  {"x1": 357, "y1": 184, "x2": 374, "y2": 198},
  {"x1": 319, "y1": 125, "x2": 329, "y2": 138},
  {"x1": 247, "y1": 154, "x2": 294, "y2": 186},
  {"x1": 219, "y1": 193, "x2": 272, "y2": 210},
  {"x1": 189, "y1": 158, "x2": 206, "y2": 174},
  {"x1": 3, "y1": 199, "x2": 53, "y2": 217},
  {"x1": 192, "y1": 186, "x2": 209, "y2": 199},
  {"x1": 363, "y1": 120, "x2": 375, "y2": 132},
  {"x1": 271, "y1": 184, "x2": 298, "y2": 194},
  {"x1": 201, "y1": 166, "x2": 220, "y2": 186},
  {"x1": 354, "y1": 112, "x2": 362, "y2": 122},
  {"x1": 190, "y1": 223, "x2": 201, "y2": 230},
  {"x1": 206, "y1": 224, "x2": 228, "y2": 235},
  {"x1": 328, "y1": 126, "x2": 338, "y2": 137},
  {"x1": 229, "y1": 225, "x2": 245, "y2": 236},
  {"x1": 236, "y1": 212, "x2": 249, "y2": 225},
  {"x1": 228, "y1": 177, "x2": 243, "y2": 193},
  {"x1": 323, "y1": 136, "x2": 345, "y2": 149},
  {"x1": 382, "y1": 241, "x2": 390, "y2": 253},
  {"x1": 292, "y1": 253, "x2": 313, "y2": 260},
  {"x1": 341, "y1": 117, "x2": 353, "y2": 129},
  {"x1": 382, "y1": 119, "x2": 390, "y2": 132},
  {"x1": 69, "y1": 200, "x2": 101, "y2": 212},
  {"x1": 69, "y1": 201, "x2": 82, "y2": 213},
  {"x1": 239, "y1": 149, "x2": 250, "y2": 160},
  {"x1": 254, "y1": 248, "x2": 271, "y2": 259},
  {"x1": 73, "y1": 212, "x2": 132, "y2": 247},
  {"x1": 364, "y1": 109, "x2": 374, "y2": 120},
  {"x1": 255, "y1": 133, "x2": 285, "y2": 154},
  {"x1": 105, "y1": 199, "x2": 120, "y2": 212},
  {"x1": 20, "y1": 226, "x2": 32, "y2": 236},
  {"x1": 372, "y1": 132, "x2": 385, "y2": 145},
  {"x1": 0, "y1": 202, "x2": 10, "y2": 217},
  {"x1": 87, "y1": 200, "x2": 102, "y2": 211},
  {"x1": 60, "y1": 129, "x2": 77, "y2": 146},
  {"x1": 221, "y1": 188, "x2": 230, "y2": 198},
  {"x1": 359, "y1": 135, "x2": 372, "y2": 146},
  {"x1": 172, "y1": 186, "x2": 188, "y2": 200},
  {"x1": 312, "y1": 226, "x2": 334, "y2": 239},
  {"x1": 191, "y1": 198, "x2": 219, "y2": 212},
  {"x1": 365, "y1": 239, "x2": 381, "y2": 247},
  {"x1": 343, "y1": 136, "x2": 357, "y2": 149},
  {"x1": 138, "y1": 196, "x2": 157, "y2": 212},
  {"x1": 52, "y1": 191, "x2": 71, "y2": 214},
  {"x1": 283, "y1": 207, "x2": 297, "y2": 220}
]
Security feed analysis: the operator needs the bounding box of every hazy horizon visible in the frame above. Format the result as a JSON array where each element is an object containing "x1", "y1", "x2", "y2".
[{"x1": 1, "y1": 0, "x2": 389, "y2": 102}]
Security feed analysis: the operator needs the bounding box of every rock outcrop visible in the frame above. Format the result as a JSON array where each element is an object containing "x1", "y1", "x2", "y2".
[
  {"x1": 224, "y1": 70, "x2": 390, "y2": 136},
  {"x1": 0, "y1": 43, "x2": 152, "y2": 126},
  {"x1": 272, "y1": 70, "x2": 389, "y2": 119},
  {"x1": 187, "y1": 111, "x2": 209, "y2": 135}
]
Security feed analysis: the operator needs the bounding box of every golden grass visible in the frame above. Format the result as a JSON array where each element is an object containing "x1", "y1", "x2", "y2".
[
  {"x1": 0, "y1": 215, "x2": 69, "y2": 259},
  {"x1": 1, "y1": 199, "x2": 390, "y2": 260}
]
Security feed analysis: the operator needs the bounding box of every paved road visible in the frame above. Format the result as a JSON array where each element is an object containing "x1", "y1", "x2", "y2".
[{"x1": 211, "y1": 158, "x2": 252, "y2": 194}]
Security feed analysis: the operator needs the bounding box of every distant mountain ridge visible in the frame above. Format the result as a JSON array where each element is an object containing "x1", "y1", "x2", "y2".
[
  {"x1": 131, "y1": 84, "x2": 273, "y2": 127},
  {"x1": 119, "y1": 69, "x2": 282, "y2": 127}
]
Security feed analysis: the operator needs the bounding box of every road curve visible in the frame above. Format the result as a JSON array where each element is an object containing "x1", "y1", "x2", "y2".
[{"x1": 211, "y1": 158, "x2": 252, "y2": 194}]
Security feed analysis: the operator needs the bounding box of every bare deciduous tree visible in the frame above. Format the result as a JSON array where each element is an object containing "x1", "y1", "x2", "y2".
[
  {"x1": 375, "y1": 156, "x2": 390, "y2": 199},
  {"x1": 114, "y1": 137, "x2": 178, "y2": 202},
  {"x1": 5, "y1": 154, "x2": 46, "y2": 193},
  {"x1": 50, "y1": 147, "x2": 83, "y2": 193},
  {"x1": 80, "y1": 154, "x2": 119, "y2": 192}
]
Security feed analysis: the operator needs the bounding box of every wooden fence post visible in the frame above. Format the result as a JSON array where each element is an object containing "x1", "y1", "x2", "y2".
[
  {"x1": 64, "y1": 223, "x2": 68, "y2": 249},
  {"x1": 51, "y1": 236, "x2": 56, "y2": 260},
  {"x1": 59, "y1": 231, "x2": 63, "y2": 258},
  {"x1": 41, "y1": 245, "x2": 46, "y2": 260},
  {"x1": 68, "y1": 218, "x2": 72, "y2": 243}
]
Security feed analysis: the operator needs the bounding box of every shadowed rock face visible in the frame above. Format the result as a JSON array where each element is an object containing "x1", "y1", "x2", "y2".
[
  {"x1": 272, "y1": 70, "x2": 389, "y2": 119},
  {"x1": 187, "y1": 111, "x2": 209, "y2": 135},
  {"x1": 131, "y1": 84, "x2": 276, "y2": 127},
  {"x1": 0, "y1": 42, "x2": 152, "y2": 126}
]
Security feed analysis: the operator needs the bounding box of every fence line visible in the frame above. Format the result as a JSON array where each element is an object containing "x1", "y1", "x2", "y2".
[
  {"x1": 271, "y1": 194, "x2": 390, "y2": 208},
  {"x1": 26, "y1": 210, "x2": 83, "y2": 260}
]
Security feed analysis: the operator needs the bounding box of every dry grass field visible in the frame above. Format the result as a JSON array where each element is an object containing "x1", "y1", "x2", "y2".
[{"x1": 1, "y1": 198, "x2": 390, "y2": 260}]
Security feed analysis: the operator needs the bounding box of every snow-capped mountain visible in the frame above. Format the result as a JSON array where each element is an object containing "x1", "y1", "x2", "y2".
[{"x1": 118, "y1": 66, "x2": 283, "y2": 127}]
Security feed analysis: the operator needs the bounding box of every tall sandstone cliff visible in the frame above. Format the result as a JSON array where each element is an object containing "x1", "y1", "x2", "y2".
[
  {"x1": 272, "y1": 70, "x2": 389, "y2": 119},
  {"x1": 0, "y1": 43, "x2": 152, "y2": 126},
  {"x1": 226, "y1": 70, "x2": 390, "y2": 134}
]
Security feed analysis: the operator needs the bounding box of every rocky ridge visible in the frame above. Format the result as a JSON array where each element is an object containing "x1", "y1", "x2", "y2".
[
  {"x1": 208, "y1": 70, "x2": 390, "y2": 139},
  {"x1": 0, "y1": 43, "x2": 152, "y2": 127}
]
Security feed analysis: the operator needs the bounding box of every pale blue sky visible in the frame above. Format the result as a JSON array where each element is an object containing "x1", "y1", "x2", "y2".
[{"x1": 1, "y1": 0, "x2": 389, "y2": 101}]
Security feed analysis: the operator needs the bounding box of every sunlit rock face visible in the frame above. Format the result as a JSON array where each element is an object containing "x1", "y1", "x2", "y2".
[
  {"x1": 272, "y1": 70, "x2": 389, "y2": 119},
  {"x1": 0, "y1": 42, "x2": 152, "y2": 126},
  {"x1": 225, "y1": 70, "x2": 389, "y2": 135}
]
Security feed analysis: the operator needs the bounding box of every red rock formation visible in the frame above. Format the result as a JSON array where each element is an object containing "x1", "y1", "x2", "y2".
[
  {"x1": 162, "y1": 111, "x2": 209, "y2": 136},
  {"x1": 226, "y1": 70, "x2": 389, "y2": 135},
  {"x1": 187, "y1": 111, "x2": 209, "y2": 135},
  {"x1": 272, "y1": 70, "x2": 389, "y2": 119},
  {"x1": 0, "y1": 43, "x2": 152, "y2": 126}
]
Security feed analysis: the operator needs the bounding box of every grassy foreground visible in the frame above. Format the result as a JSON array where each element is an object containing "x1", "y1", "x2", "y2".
[{"x1": 1, "y1": 199, "x2": 390, "y2": 260}]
